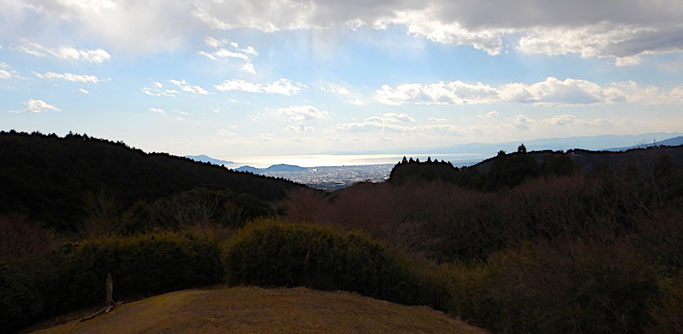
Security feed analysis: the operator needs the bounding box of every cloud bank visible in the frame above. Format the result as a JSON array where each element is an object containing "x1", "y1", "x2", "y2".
[
  {"x1": 376, "y1": 77, "x2": 683, "y2": 106},
  {"x1": 3, "y1": 1, "x2": 681, "y2": 64}
]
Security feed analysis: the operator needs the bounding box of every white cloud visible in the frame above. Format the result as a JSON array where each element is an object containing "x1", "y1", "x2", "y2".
[
  {"x1": 321, "y1": 84, "x2": 350, "y2": 95},
  {"x1": 141, "y1": 82, "x2": 178, "y2": 96},
  {"x1": 320, "y1": 83, "x2": 367, "y2": 105},
  {"x1": 217, "y1": 128, "x2": 237, "y2": 136},
  {"x1": 380, "y1": 112, "x2": 415, "y2": 123},
  {"x1": 33, "y1": 71, "x2": 104, "y2": 83},
  {"x1": 242, "y1": 63, "x2": 256, "y2": 74},
  {"x1": 76, "y1": 88, "x2": 89, "y2": 94},
  {"x1": 5, "y1": 1, "x2": 682, "y2": 62},
  {"x1": 0, "y1": 61, "x2": 21, "y2": 79},
  {"x1": 198, "y1": 49, "x2": 248, "y2": 60},
  {"x1": 334, "y1": 112, "x2": 458, "y2": 135},
  {"x1": 499, "y1": 77, "x2": 623, "y2": 106},
  {"x1": 428, "y1": 117, "x2": 447, "y2": 122},
  {"x1": 482, "y1": 111, "x2": 498, "y2": 120},
  {"x1": 286, "y1": 124, "x2": 315, "y2": 132},
  {"x1": 214, "y1": 80, "x2": 261, "y2": 93},
  {"x1": 18, "y1": 99, "x2": 61, "y2": 113},
  {"x1": 263, "y1": 79, "x2": 302, "y2": 95},
  {"x1": 376, "y1": 77, "x2": 683, "y2": 106},
  {"x1": 204, "y1": 36, "x2": 224, "y2": 48},
  {"x1": 376, "y1": 80, "x2": 498, "y2": 105},
  {"x1": 513, "y1": 114, "x2": 533, "y2": 130},
  {"x1": 515, "y1": 23, "x2": 682, "y2": 66},
  {"x1": 215, "y1": 78, "x2": 302, "y2": 96},
  {"x1": 198, "y1": 35, "x2": 259, "y2": 77},
  {"x1": 276, "y1": 105, "x2": 329, "y2": 122},
  {"x1": 243, "y1": 46, "x2": 258, "y2": 56},
  {"x1": 17, "y1": 41, "x2": 110, "y2": 63},
  {"x1": 169, "y1": 79, "x2": 209, "y2": 95},
  {"x1": 382, "y1": 10, "x2": 509, "y2": 55},
  {"x1": 149, "y1": 107, "x2": 166, "y2": 114}
]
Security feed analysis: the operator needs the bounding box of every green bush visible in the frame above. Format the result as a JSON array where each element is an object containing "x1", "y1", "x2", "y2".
[
  {"x1": 7, "y1": 233, "x2": 222, "y2": 330},
  {"x1": 449, "y1": 241, "x2": 660, "y2": 333},
  {"x1": 222, "y1": 220, "x2": 452, "y2": 311},
  {"x1": 0, "y1": 261, "x2": 43, "y2": 331},
  {"x1": 645, "y1": 271, "x2": 683, "y2": 333}
]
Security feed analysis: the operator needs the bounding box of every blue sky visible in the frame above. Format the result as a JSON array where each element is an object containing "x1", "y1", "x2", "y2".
[{"x1": 1, "y1": 1, "x2": 682, "y2": 161}]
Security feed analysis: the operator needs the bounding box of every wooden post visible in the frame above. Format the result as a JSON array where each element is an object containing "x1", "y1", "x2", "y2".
[{"x1": 79, "y1": 273, "x2": 121, "y2": 322}]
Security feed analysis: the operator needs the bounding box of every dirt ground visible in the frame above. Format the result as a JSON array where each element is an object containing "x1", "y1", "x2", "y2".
[{"x1": 31, "y1": 286, "x2": 485, "y2": 334}]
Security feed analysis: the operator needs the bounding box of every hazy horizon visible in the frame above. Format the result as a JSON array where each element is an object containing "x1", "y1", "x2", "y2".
[{"x1": 1, "y1": 1, "x2": 682, "y2": 158}]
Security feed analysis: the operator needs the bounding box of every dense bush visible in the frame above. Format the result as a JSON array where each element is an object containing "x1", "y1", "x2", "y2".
[
  {"x1": 450, "y1": 241, "x2": 660, "y2": 333},
  {"x1": 222, "y1": 220, "x2": 452, "y2": 311},
  {"x1": 645, "y1": 270, "x2": 683, "y2": 333},
  {"x1": 117, "y1": 188, "x2": 274, "y2": 234},
  {"x1": 3, "y1": 233, "x2": 222, "y2": 330},
  {"x1": 0, "y1": 261, "x2": 43, "y2": 332},
  {"x1": 0, "y1": 215, "x2": 62, "y2": 260}
]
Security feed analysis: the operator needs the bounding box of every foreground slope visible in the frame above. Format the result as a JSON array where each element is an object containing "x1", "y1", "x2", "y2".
[{"x1": 32, "y1": 286, "x2": 484, "y2": 334}]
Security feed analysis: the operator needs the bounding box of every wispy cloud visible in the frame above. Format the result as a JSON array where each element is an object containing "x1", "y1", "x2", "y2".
[
  {"x1": 214, "y1": 78, "x2": 302, "y2": 96},
  {"x1": 320, "y1": 83, "x2": 367, "y2": 106},
  {"x1": 275, "y1": 105, "x2": 328, "y2": 133},
  {"x1": 6, "y1": 1, "x2": 681, "y2": 65},
  {"x1": 169, "y1": 79, "x2": 209, "y2": 95},
  {"x1": 276, "y1": 105, "x2": 329, "y2": 122},
  {"x1": 198, "y1": 36, "x2": 258, "y2": 74},
  {"x1": 14, "y1": 99, "x2": 61, "y2": 113},
  {"x1": 149, "y1": 107, "x2": 166, "y2": 115},
  {"x1": 33, "y1": 71, "x2": 105, "y2": 83},
  {"x1": 376, "y1": 77, "x2": 683, "y2": 106},
  {"x1": 335, "y1": 112, "x2": 460, "y2": 135},
  {"x1": 141, "y1": 82, "x2": 179, "y2": 97},
  {"x1": 17, "y1": 40, "x2": 110, "y2": 63},
  {"x1": 0, "y1": 61, "x2": 21, "y2": 79}
]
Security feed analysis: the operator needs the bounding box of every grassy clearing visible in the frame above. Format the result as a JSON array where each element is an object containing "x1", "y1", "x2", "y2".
[{"x1": 32, "y1": 286, "x2": 485, "y2": 334}]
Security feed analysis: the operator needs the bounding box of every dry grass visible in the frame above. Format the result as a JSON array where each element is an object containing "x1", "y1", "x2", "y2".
[{"x1": 31, "y1": 286, "x2": 485, "y2": 334}]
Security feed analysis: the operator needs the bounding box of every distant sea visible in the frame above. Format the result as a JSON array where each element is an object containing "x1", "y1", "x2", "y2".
[{"x1": 225, "y1": 153, "x2": 484, "y2": 168}]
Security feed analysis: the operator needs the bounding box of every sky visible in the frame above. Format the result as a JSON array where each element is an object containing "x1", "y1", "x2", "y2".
[{"x1": 1, "y1": 0, "x2": 682, "y2": 162}]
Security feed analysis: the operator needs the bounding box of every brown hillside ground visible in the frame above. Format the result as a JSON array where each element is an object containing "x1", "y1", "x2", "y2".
[{"x1": 31, "y1": 286, "x2": 485, "y2": 334}]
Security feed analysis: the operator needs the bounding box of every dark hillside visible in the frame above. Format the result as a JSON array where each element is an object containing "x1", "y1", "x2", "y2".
[
  {"x1": 0, "y1": 131, "x2": 304, "y2": 231},
  {"x1": 285, "y1": 144, "x2": 683, "y2": 333},
  {"x1": 390, "y1": 144, "x2": 683, "y2": 191}
]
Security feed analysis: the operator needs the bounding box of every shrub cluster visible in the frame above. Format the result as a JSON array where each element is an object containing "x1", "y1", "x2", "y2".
[
  {"x1": 223, "y1": 220, "x2": 452, "y2": 312},
  {"x1": 3, "y1": 222, "x2": 456, "y2": 332},
  {"x1": 449, "y1": 241, "x2": 661, "y2": 333},
  {"x1": 117, "y1": 188, "x2": 274, "y2": 234},
  {"x1": 2, "y1": 233, "x2": 222, "y2": 331}
]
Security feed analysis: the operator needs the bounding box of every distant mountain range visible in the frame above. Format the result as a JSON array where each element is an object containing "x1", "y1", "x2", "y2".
[
  {"x1": 185, "y1": 154, "x2": 234, "y2": 165},
  {"x1": 323, "y1": 132, "x2": 683, "y2": 157},
  {"x1": 236, "y1": 164, "x2": 307, "y2": 173},
  {"x1": 191, "y1": 133, "x2": 683, "y2": 171},
  {"x1": 607, "y1": 136, "x2": 683, "y2": 151}
]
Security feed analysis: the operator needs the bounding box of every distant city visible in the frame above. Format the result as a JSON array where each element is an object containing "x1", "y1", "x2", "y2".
[{"x1": 253, "y1": 164, "x2": 396, "y2": 191}]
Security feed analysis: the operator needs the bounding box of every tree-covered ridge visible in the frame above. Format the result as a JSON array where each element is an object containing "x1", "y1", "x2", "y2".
[
  {"x1": 390, "y1": 143, "x2": 683, "y2": 191},
  {"x1": 0, "y1": 131, "x2": 304, "y2": 231}
]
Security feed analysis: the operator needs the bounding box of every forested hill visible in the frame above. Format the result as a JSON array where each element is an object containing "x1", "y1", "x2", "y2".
[
  {"x1": 390, "y1": 144, "x2": 683, "y2": 191},
  {"x1": 0, "y1": 131, "x2": 304, "y2": 231}
]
